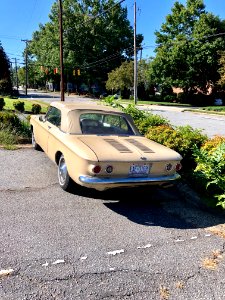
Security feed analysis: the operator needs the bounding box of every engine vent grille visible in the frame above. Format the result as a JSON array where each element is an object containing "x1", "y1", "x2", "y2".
[
  {"x1": 104, "y1": 138, "x2": 132, "y2": 153},
  {"x1": 125, "y1": 139, "x2": 155, "y2": 153}
]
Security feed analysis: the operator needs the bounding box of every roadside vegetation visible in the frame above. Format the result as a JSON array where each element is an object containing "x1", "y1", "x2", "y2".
[
  {"x1": 0, "y1": 97, "x2": 49, "y2": 148},
  {"x1": 103, "y1": 95, "x2": 225, "y2": 211},
  {"x1": 2, "y1": 97, "x2": 49, "y2": 113}
]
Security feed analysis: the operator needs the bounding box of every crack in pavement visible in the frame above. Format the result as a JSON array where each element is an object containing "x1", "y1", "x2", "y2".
[{"x1": 0, "y1": 183, "x2": 58, "y2": 193}]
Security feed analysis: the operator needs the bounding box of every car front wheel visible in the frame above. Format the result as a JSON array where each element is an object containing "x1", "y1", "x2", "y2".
[
  {"x1": 32, "y1": 131, "x2": 41, "y2": 150},
  {"x1": 58, "y1": 154, "x2": 73, "y2": 191}
]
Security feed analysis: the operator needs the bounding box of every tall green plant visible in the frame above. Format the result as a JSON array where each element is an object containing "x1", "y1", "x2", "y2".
[
  {"x1": 193, "y1": 142, "x2": 225, "y2": 208},
  {"x1": 0, "y1": 97, "x2": 5, "y2": 110}
]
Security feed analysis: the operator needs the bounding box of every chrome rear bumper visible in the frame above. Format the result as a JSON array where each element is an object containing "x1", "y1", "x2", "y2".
[{"x1": 79, "y1": 173, "x2": 181, "y2": 186}]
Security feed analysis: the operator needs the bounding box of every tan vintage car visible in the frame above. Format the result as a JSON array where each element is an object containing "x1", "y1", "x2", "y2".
[{"x1": 30, "y1": 101, "x2": 182, "y2": 192}]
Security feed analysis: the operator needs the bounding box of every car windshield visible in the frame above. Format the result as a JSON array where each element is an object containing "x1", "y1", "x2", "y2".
[{"x1": 79, "y1": 113, "x2": 135, "y2": 135}]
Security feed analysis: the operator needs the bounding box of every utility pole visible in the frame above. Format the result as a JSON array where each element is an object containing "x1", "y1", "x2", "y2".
[
  {"x1": 134, "y1": 0, "x2": 137, "y2": 105},
  {"x1": 9, "y1": 61, "x2": 13, "y2": 88},
  {"x1": 14, "y1": 58, "x2": 19, "y2": 93},
  {"x1": 21, "y1": 39, "x2": 30, "y2": 96},
  {"x1": 59, "y1": 0, "x2": 65, "y2": 101}
]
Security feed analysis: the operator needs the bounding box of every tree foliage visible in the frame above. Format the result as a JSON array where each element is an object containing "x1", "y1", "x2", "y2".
[
  {"x1": 151, "y1": 0, "x2": 225, "y2": 95},
  {"x1": 106, "y1": 58, "x2": 155, "y2": 99},
  {"x1": 0, "y1": 42, "x2": 12, "y2": 95},
  {"x1": 28, "y1": 0, "x2": 143, "y2": 91},
  {"x1": 106, "y1": 60, "x2": 133, "y2": 92},
  {"x1": 218, "y1": 51, "x2": 225, "y2": 88}
]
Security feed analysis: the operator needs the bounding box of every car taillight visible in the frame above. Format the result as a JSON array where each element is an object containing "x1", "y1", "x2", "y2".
[
  {"x1": 175, "y1": 163, "x2": 182, "y2": 171},
  {"x1": 92, "y1": 165, "x2": 101, "y2": 174}
]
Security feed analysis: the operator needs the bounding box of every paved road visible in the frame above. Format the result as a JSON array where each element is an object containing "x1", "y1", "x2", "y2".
[
  {"x1": 0, "y1": 148, "x2": 225, "y2": 299},
  {"x1": 141, "y1": 105, "x2": 225, "y2": 138},
  {"x1": 20, "y1": 90, "x2": 225, "y2": 138}
]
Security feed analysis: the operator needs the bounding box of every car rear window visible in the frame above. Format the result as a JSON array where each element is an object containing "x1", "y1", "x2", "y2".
[{"x1": 80, "y1": 113, "x2": 134, "y2": 135}]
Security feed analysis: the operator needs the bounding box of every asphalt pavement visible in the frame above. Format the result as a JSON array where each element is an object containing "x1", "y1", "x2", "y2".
[{"x1": 0, "y1": 148, "x2": 225, "y2": 299}]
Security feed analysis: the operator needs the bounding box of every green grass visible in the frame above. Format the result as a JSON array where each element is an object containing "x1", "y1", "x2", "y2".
[
  {"x1": 121, "y1": 99, "x2": 192, "y2": 107},
  {"x1": 108, "y1": 98, "x2": 225, "y2": 115},
  {"x1": 3, "y1": 97, "x2": 49, "y2": 113},
  {"x1": 184, "y1": 107, "x2": 225, "y2": 115},
  {"x1": 0, "y1": 96, "x2": 48, "y2": 148}
]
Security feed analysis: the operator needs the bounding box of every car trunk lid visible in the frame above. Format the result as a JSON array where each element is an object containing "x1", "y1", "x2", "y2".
[{"x1": 78, "y1": 135, "x2": 182, "y2": 162}]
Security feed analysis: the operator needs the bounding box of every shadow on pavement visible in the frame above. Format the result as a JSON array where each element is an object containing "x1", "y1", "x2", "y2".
[
  {"x1": 19, "y1": 92, "x2": 60, "y2": 100},
  {"x1": 68, "y1": 183, "x2": 225, "y2": 231}
]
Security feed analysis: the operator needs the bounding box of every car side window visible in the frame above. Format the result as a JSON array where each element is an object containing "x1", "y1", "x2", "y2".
[{"x1": 45, "y1": 107, "x2": 61, "y2": 127}]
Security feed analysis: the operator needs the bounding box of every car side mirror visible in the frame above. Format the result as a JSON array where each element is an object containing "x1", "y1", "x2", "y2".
[{"x1": 39, "y1": 115, "x2": 46, "y2": 122}]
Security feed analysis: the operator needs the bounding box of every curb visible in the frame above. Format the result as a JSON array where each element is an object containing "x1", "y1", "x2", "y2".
[
  {"x1": 0, "y1": 144, "x2": 32, "y2": 149},
  {"x1": 176, "y1": 181, "x2": 225, "y2": 217}
]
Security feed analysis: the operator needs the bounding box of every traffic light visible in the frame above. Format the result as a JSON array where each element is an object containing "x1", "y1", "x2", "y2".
[{"x1": 73, "y1": 68, "x2": 81, "y2": 76}]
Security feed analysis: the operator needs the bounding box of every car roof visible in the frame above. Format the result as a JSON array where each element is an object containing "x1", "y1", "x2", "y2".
[
  {"x1": 49, "y1": 101, "x2": 140, "y2": 134},
  {"x1": 51, "y1": 101, "x2": 123, "y2": 114}
]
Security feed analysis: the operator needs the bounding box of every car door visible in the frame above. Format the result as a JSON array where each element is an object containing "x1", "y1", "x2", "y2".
[
  {"x1": 45, "y1": 107, "x2": 62, "y2": 160},
  {"x1": 39, "y1": 106, "x2": 61, "y2": 154}
]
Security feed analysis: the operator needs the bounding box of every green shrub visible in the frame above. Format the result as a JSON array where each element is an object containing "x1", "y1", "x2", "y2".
[
  {"x1": 123, "y1": 104, "x2": 169, "y2": 135},
  {"x1": 162, "y1": 94, "x2": 177, "y2": 103},
  {"x1": 0, "y1": 111, "x2": 31, "y2": 140},
  {"x1": 0, "y1": 97, "x2": 5, "y2": 110},
  {"x1": 177, "y1": 92, "x2": 188, "y2": 104},
  {"x1": 136, "y1": 114, "x2": 170, "y2": 135},
  {"x1": 193, "y1": 142, "x2": 225, "y2": 208},
  {"x1": 145, "y1": 125, "x2": 208, "y2": 170},
  {"x1": 0, "y1": 79, "x2": 12, "y2": 96},
  {"x1": 0, "y1": 111, "x2": 21, "y2": 129},
  {"x1": 201, "y1": 135, "x2": 225, "y2": 154},
  {"x1": 103, "y1": 96, "x2": 124, "y2": 109},
  {"x1": 0, "y1": 123, "x2": 18, "y2": 146},
  {"x1": 13, "y1": 101, "x2": 25, "y2": 112},
  {"x1": 148, "y1": 94, "x2": 162, "y2": 102},
  {"x1": 31, "y1": 103, "x2": 41, "y2": 114},
  {"x1": 122, "y1": 104, "x2": 148, "y2": 122},
  {"x1": 189, "y1": 93, "x2": 214, "y2": 107}
]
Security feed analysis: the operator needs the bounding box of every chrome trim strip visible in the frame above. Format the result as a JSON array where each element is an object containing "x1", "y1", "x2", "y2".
[{"x1": 79, "y1": 173, "x2": 181, "y2": 185}]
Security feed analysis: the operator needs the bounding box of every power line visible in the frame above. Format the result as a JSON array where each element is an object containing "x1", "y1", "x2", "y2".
[{"x1": 0, "y1": 35, "x2": 22, "y2": 41}]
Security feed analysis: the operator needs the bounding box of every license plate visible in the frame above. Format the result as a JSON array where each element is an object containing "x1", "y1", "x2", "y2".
[{"x1": 129, "y1": 164, "x2": 151, "y2": 177}]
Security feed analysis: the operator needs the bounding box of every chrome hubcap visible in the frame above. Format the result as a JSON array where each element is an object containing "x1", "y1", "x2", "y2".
[
  {"x1": 32, "y1": 133, "x2": 35, "y2": 146},
  {"x1": 58, "y1": 157, "x2": 67, "y2": 184}
]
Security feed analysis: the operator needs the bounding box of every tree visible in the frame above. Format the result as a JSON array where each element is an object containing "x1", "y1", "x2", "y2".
[
  {"x1": 28, "y1": 0, "x2": 143, "y2": 92},
  {"x1": 106, "y1": 58, "x2": 156, "y2": 99},
  {"x1": 106, "y1": 60, "x2": 133, "y2": 94},
  {"x1": 218, "y1": 51, "x2": 225, "y2": 88},
  {"x1": 0, "y1": 42, "x2": 12, "y2": 95},
  {"x1": 151, "y1": 0, "x2": 225, "y2": 97},
  {"x1": 17, "y1": 67, "x2": 26, "y2": 87}
]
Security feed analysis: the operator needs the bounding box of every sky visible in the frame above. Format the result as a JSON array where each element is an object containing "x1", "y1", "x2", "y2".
[{"x1": 1, "y1": 0, "x2": 225, "y2": 68}]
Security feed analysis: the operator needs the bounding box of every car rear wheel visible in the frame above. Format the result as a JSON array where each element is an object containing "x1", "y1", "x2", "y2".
[
  {"x1": 58, "y1": 154, "x2": 73, "y2": 191},
  {"x1": 32, "y1": 131, "x2": 41, "y2": 150}
]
